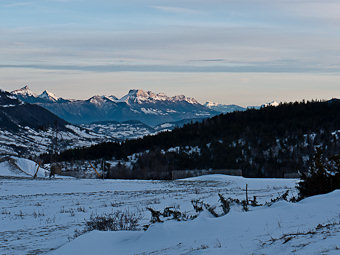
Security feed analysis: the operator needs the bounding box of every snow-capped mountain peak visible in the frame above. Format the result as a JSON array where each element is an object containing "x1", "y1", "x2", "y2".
[
  {"x1": 107, "y1": 95, "x2": 118, "y2": 101},
  {"x1": 38, "y1": 90, "x2": 59, "y2": 102},
  {"x1": 262, "y1": 101, "x2": 279, "y2": 107},
  {"x1": 116, "y1": 89, "x2": 158, "y2": 104},
  {"x1": 116, "y1": 89, "x2": 199, "y2": 105},
  {"x1": 88, "y1": 95, "x2": 116, "y2": 106},
  {"x1": 172, "y1": 95, "x2": 199, "y2": 104},
  {"x1": 204, "y1": 101, "x2": 246, "y2": 113},
  {"x1": 131, "y1": 89, "x2": 150, "y2": 98},
  {"x1": 11, "y1": 85, "x2": 36, "y2": 97},
  {"x1": 204, "y1": 101, "x2": 219, "y2": 107}
]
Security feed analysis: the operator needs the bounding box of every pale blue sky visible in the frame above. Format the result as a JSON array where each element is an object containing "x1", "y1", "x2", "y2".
[{"x1": 0, "y1": 0, "x2": 339, "y2": 105}]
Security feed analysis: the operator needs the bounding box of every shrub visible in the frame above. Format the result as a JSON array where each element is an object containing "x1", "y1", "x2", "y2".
[
  {"x1": 73, "y1": 210, "x2": 141, "y2": 240},
  {"x1": 146, "y1": 206, "x2": 191, "y2": 224},
  {"x1": 85, "y1": 210, "x2": 141, "y2": 232},
  {"x1": 69, "y1": 211, "x2": 141, "y2": 240}
]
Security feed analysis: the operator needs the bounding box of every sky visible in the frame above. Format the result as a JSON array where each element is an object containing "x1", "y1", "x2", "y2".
[{"x1": 0, "y1": 0, "x2": 339, "y2": 106}]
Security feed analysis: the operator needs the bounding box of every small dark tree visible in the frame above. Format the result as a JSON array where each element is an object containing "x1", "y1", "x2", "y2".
[{"x1": 298, "y1": 148, "x2": 340, "y2": 199}]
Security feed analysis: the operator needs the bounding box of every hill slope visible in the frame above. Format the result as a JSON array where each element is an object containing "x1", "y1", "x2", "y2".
[
  {"x1": 0, "y1": 90, "x2": 110, "y2": 156},
  {"x1": 53, "y1": 100, "x2": 340, "y2": 178},
  {"x1": 0, "y1": 89, "x2": 67, "y2": 132}
]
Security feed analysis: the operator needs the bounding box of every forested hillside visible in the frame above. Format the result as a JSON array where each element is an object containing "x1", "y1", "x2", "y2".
[{"x1": 46, "y1": 100, "x2": 340, "y2": 178}]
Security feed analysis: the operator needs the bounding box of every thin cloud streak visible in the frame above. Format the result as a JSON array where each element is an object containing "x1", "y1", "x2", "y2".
[
  {"x1": 1, "y1": 63, "x2": 340, "y2": 73},
  {"x1": 152, "y1": 5, "x2": 202, "y2": 15}
]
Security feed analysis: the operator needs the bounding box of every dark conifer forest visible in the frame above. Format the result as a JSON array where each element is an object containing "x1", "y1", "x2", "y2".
[{"x1": 42, "y1": 100, "x2": 340, "y2": 178}]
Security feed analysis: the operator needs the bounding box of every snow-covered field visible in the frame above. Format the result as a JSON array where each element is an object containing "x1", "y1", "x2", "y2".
[{"x1": 0, "y1": 175, "x2": 302, "y2": 255}]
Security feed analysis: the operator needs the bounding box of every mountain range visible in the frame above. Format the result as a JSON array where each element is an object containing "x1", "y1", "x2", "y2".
[
  {"x1": 0, "y1": 88, "x2": 201, "y2": 155},
  {"x1": 13, "y1": 86, "x2": 280, "y2": 126},
  {"x1": 0, "y1": 89, "x2": 111, "y2": 156},
  {"x1": 12, "y1": 86, "x2": 223, "y2": 126},
  {"x1": 0, "y1": 89, "x2": 67, "y2": 132},
  {"x1": 2, "y1": 85, "x2": 255, "y2": 155}
]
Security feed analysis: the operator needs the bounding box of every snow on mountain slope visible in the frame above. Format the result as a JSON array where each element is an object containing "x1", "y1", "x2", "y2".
[
  {"x1": 11, "y1": 86, "x2": 69, "y2": 104},
  {"x1": 262, "y1": 101, "x2": 280, "y2": 107},
  {"x1": 0, "y1": 89, "x2": 114, "y2": 155},
  {"x1": 53, "y1": 189, "x2": 340, "y2": 255},
  {"x1": 11, "y1": 85, "x2": 36, "y2": 97},
  {"x1": 0, "y1": 89, "x2": 70, "y2": 133},
  {"x1": 0, "y1": 125, "x2": 112, "y2": 156},
  {"x1": 107, "y1": 95, "x2": 118, "y2": 101},
  {"x1": 38, "y1": 90, "x2": 59, "y2": 102},
  {"x1": 0, "y1": 90, "x2": 24, "y2": 107},
  {"x1": 116, "y1": 89, "x2": 199, "y2": 105},
  {"x1": 87, "y1": 95, "x2": 116, "y2": 106},
  {"x1": 204, "y1": 101, "x2": 246, "y2": 113}
]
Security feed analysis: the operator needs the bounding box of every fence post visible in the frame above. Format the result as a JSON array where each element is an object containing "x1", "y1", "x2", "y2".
[{"x1": 246, "y1": 184, "x2": 249, "y2": 205}]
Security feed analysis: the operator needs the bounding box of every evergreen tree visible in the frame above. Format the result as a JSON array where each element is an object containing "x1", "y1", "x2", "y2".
[{"x1": 298, "y1": 148, "x2": 340, "y2": 199}]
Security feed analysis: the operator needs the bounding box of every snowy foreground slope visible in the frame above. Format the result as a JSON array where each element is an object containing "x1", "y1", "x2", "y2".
[
  {"x1": 0, "y1": 175, "x2": 298, "y2": 255},
  {"x1": 53, "y1": 186, "x2": 340, "y2": 255}
]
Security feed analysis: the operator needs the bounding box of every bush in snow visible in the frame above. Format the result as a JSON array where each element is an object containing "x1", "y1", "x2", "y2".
[
  {"x1": 145, "y1": 206, "x2": 192, "y2": 226},
  {"x1": 191, "y1": 199, "x2": 204, "y2": 213},
  {"x1": 85, "y1": 210, "x2": 141, "y2": 231},
  {"x1": 264, "y1": 190, "x2": 290, "y2": 206},
  {"x1": 145, "y1": 192, "x2": 294, "y2": 231},
  {"x1": 73, "y1": 210, "x2": 142, "y2": 239}
]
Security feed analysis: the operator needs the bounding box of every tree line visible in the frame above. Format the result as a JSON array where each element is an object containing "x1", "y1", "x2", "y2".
[{"x1": 40, "y1": 99, "x2": 340, "y2": 178}]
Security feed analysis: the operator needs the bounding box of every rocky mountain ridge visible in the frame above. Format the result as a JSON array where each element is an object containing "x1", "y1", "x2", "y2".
[{"x1": 11, "y1": 86, "x2": 218, "y2": 126}]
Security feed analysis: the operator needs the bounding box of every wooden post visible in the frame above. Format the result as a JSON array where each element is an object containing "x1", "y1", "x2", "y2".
[
  {"x1": 88, "y1": 161, "x2": 101, "y2": 178},
  {"x1": 33, "y1": 162, "x2": 41, "y2": 179},
  {"x1": 246, "y1": 184, "x2": 249, "y2": 205},
  {"x1": 102, "y1": 159, "x2": 105, "y2": 180}
]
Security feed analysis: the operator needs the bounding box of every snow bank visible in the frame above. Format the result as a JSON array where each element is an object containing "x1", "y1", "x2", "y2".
[
  {"x1": 0, "y1": 161, "x2": 27, "y2": 177},
  {"x1": 53, "y1": 190, "x2": 340, "y2": 255},
  {"x1": 0, "y1": 157, "x2": 48, "y2": 178},
  {"x1": 13, "y1": 157, "x2": 48, "y2": 177}
]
